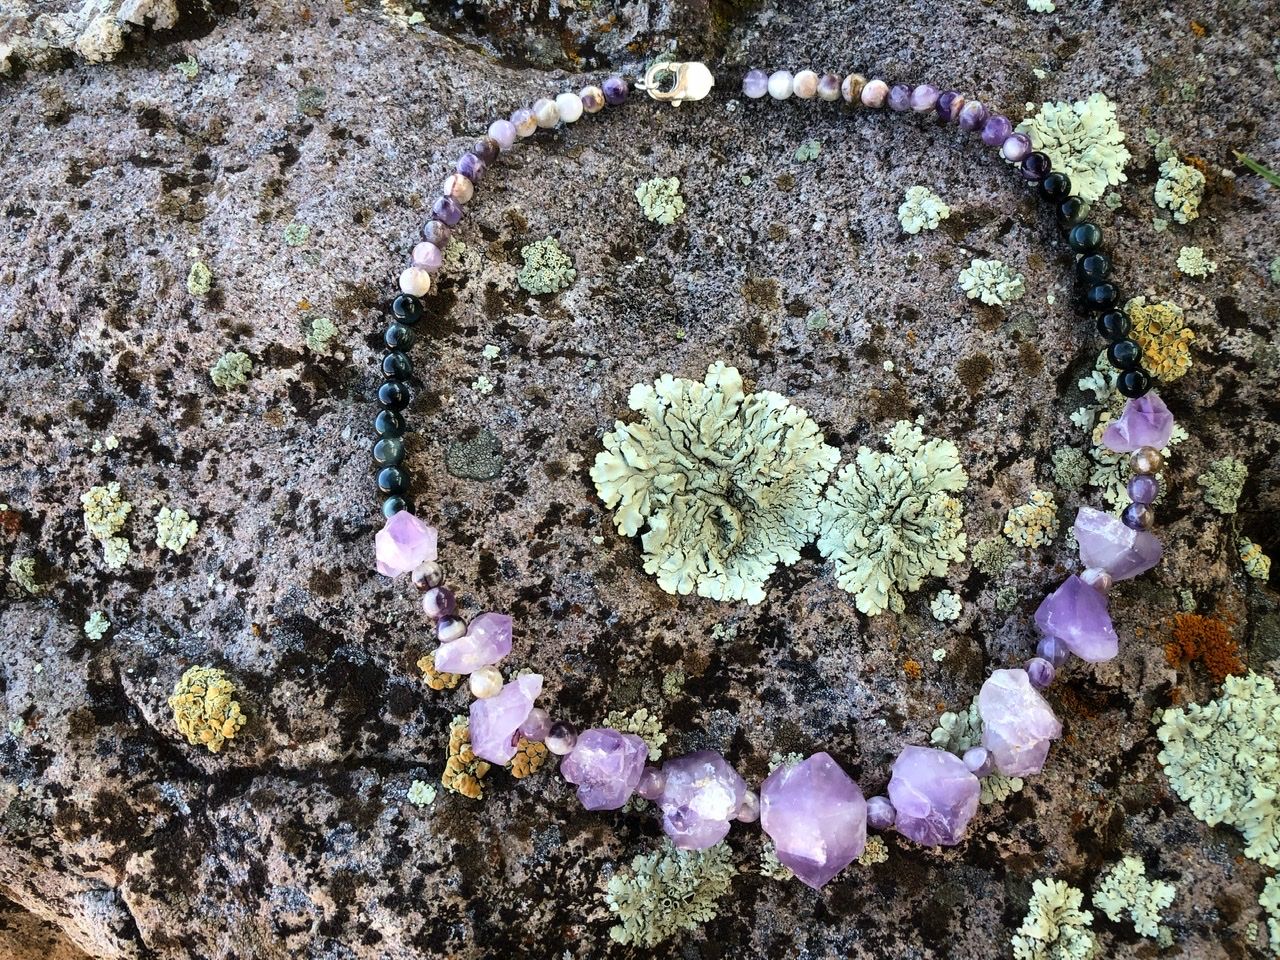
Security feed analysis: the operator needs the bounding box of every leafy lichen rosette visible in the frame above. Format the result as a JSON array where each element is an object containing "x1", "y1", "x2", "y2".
[{"x1": 591, "y1": 362, "x2": 839, "y2": 604}]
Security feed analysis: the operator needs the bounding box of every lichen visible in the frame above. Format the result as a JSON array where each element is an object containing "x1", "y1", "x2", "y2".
[
  {"x1": 817, "y1": 421, "x2": 968, "y2": 616},
  {"x1": 793, "y1": 139, "x2": 821, "y2": 162},
  {"x1": 416, "y1": 655, "x2": 461, "y2": 691},
  {"x1": 592, "y1": 363, "x2": 839, "y2": 604},
  {"x1": 407, "y1": 779, "x2": 436, "y2": 807},
  {"x1": 1155, "y1": 156, "x2": 1206, "y2": 224},
  {"x1": 1011, "y1": 878, "x2": 1098, "y2": 960},
  {"x1": 442, "y1": 715, "x2": 490, "y2": 799},
  {"x1": 1262, "y1": 875, "x2": 1280, "y2": 955},
  {"x1": 857, "y1": 835, "x2": 889, "y2": 865},
  {"x1": 1003, "y1": 490, "x2": 1060, "y2": 548},
  {"x1": 635, "y1": 176, "x2": 686, "y2": 225},
  {"x1": 1093, "y1": 856, "x2": 1176, "y2": 940},
  {"x1": 605, "y1": 841, "x2": 735, "y2": 947},
  {"x1": 981, "y1": 773, "x2": 1025, "y2": 805},
  {"x1": 174, "y1": 55, "x2": 198, "y2": 80},
  {"x1": 759, "y1": 841, "x2": 793, "y2": 880},
  {"x1": 1027, "y1": 0, "x2": 1056, "y2": 12},
  {"x1": 509, "y1": 737, "x2": 549, "y2": 779},
  {"x1": 959, "y1": 258, "x2": 1026, "y2": 306},
  {"x1": 210, "y1": 351, "x2": 253, "y2": 390},
  {"x1": 1164, "y1": 613, "x2": 1243, "y2": 685},
  {"x1": 931, "y1": 698, "x2": 982, "y2": 753},
  {"x1": 1270, "y1": 257, "x2": 1280, "y2": 285},
  {"x1": 516, "y1": 236, "x2": 576, "y2": 295},
  {"x1": 304, "y1": 316, "x2": 339, "y2": 353},
  {"x1": 1177, "y1": 245, "x2": 1216, "y2": 278},
  {"x1": 971, "y1": 535, "x2": 1017, "y2": 576},
  {"x1": 662, "y1": 667, "x2": 686, "y2": 700},
  {"x1": 83, "y1": 611, "x2": 110, "y2": 640},
  {"x1": 283, "y1": 222, "x2": 310, "y2": 246},
  {"x1": 168, "y1": 665, "x2": 247, "y2": 753},
  {"x1": 81, "y1": 482, "x2": 132, "y2": 569},
  {"x1": 155, "y1": 506, "x2": 198, "y2": 554},
  {"x1": 1016, "y1": 93, "x2": 1131, "y2": 203},
  {"x1": 1156, "y1": 672, "x2": 1280, "y2": 866},
  {"x1": 603, "y1": 707, "x2": 667, "y2": 762},
  {"x1": 186, "y1": 260, "x2": 213, "y2": 296},
  {"x1": 1050, "y1": 447, "x2": 1091, "y2": 492},
  {"x1": 897, "y1": 186, "x2": 951, "y2": 234},
  {"x1": 1125, "y1": 296, "x2": 1195, "y2": 382},
  {"x1": 931, "y1": 589, "x2": 961, "y2": 622},
  {"x1": 1241, "y1": 538, "x2": 1272, "y2": 581},
  {"x1": 9, "y1": 556, "x2": 40, "y2": 595},
  {"x1": 1197, "y1": 456, "x2": 1247, "y2": 515},
  {"x1": 471, "y1": 374, "x2": 495, "y2": 395}
]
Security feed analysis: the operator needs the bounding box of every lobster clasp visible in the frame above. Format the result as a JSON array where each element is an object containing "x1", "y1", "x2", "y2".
[{"x1": 637, "y1": 61, "x2": 715, "y2": 106}]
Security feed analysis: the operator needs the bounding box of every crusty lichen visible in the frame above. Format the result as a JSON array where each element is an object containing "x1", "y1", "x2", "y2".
[
  {"x1": 1197, "y1": 456, "x2": 1247, "y2": 515},
  {"x1": 155, "y1": 506, "x2": 198, "y2": 554},
  {"x1": 442, "y1": 715, "x2": 490, "y2": 799},
  {"x1": 1011, "y1": 878, "x2": 1098, "y2": 960},
  {"x1": 210, "y1": 351, "x2": 253, "y2": 390},
  {"x1": 635, "y1": 176, "x2": 686, "y2": 225},
  {"x1": 897, "y1": 186, "x2": 951, "y2": 234},
  {"x1": 930, "y1": 695, "x2": 1022, "y2": 805},
  {"x1": 605, "y1": 841, "x2": 735, "y2": 947},
  {"x1": 817, "y1": 421, "x2": 968, "y2": 615},
  {"x1": 1177, "y1": 245, "x2": 1217, "y2": 278},
  {"x1": 416, "y1": 654, "x2": 461, "y2": 691},
  {"x1": 1093, "y1": 856, "x2": 1176, "y2": 941},
  {"x1": 1155, "y1": 155, "x2": 1206, "y2": 224},
  {"x1": 759, "y1": 840, "x2": 793, "y2": 880},
  {"x1": 168, "y1": 665, "x2": 247, "y2": 753},
  {"x1": 304, "y1": 316, "x2": 339, "y2": 353},
  {"x1": 1016, "y1": 93, "x2": 1131, "y2": 203},
  {"x1": 509, "y1": 737, "x2": 549, "y2": 779},
  {"x1": 603, "y1": 707, "x2": 667, "y2": 762},
  {"x1": 857, "y1": 835, "x2": 889, "y2": 865},
  {"x1": 1240, "y1": 538, "x2": 1272, "y2": 581},
  {"x1": 186, "y1": 260, "x2": 212, "y2": 296},
  {"x1": 959, "y1": 258, "x2": 1026, "y2": 306},
  {"x1": 1125, "y1": 296, "x2": 1195, "y2": 382},
  {"x1": 8, "y1": 556, "x2": 41, "y2": 595},
  {"x1": 592, "y1": 363, "x2": 839, "y2": 604},
  {"x1": 81, "y1": 482, "x2": 132, "y2": 569},
  {"x1": 406, "y1": 779, "x2": 436, "y2": 807},
  {"x1": 1050, "y1": 446, "x2": 1091, "y2": 492},
  {"x1": 1003, "y1": 490, "x2": 1060, "y2": 548},
  {"x1": 83, "y1": 611, "x2": 110, "y2": 640},
  {"x1": 516, "y1": 236, "x2": 576, "y2": 295},
  {"x1": 971, "y1": 535, "x2": 1017, "y2": 575},
  {"x1": 1262, "y1": 875, "x2": 1280, "y2": 956}
]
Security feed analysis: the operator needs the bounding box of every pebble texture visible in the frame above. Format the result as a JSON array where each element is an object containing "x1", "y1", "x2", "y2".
[{"x1": 0, "y1": 1, "x2": 1278, "y2": 958}]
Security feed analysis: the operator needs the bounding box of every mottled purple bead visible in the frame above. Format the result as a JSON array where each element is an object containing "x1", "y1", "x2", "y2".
[
  {"x1": 456, "y1": 152, "x2": 486, "y2": 183},
  {"x1": 1020, "y1": 151, "x2": 1052, "y2": 180},
  {"x1": 1080, "y1": 567, "x2": 1114, "y2": 593},
  {"x1": 888, "y1": 84, "x2": 912, "y2": 111},
  {"x1": 1026, "y1": 656, "x2": 1056, "y2": 689},
  {"x1": 471, "y1": 136, "x2": 500, "y2": 165},
  {"x1": 817, "y1": 72, "x2": 842, "y2": 101},
  {"x1": 636, "y1": 766, "x2": 666, "y2": 801},
  {"x1": 431, "y1": 196, "x2": 463, "y2": 227},
  {"x1": 420, "y1": 219, "x2": 451, "y2": 247},
  {"x1": 510, "y1": 107, "x2": 537, "y2": 138},
  {"x1": 742, "y1": 68, "x2": 768, "y2": 99},
  {"x1": 412, "y1": 241, "x2": 443, "y2": 271},
  {"x1": 421, "y1": 585, "x2": 455, "y2": 620},
  {"x1": 545, "y1": 721, "x2": 577, "y2": 756},
  {"x1": 936, "y1": 90, "x2": 964, "y2": 121},
  {"x1": 1128, "y1": 474, "x2": 1159, "y2": 505},
  {"x1": 866, "y1": 795, "x2": 895, "y2": 830},
  {"x1": 1036, "y1": 634, "x2": 1071, "y2": 667},
  {"x1": 1122, "y1": 502, "x2": 1155, "y2": 531},
  {"x1": 910, "y1": 84, "x2": 939, "y2": 112},
  {"x1": 981, "y1": 114, "x2": 1012, "y2": 146},
  {"x1": 488, "y1": 119, "x2": 517, "y2": 150},
  {"x1": 1001, "y1": 132, "x2": 1033, "y2": 162},
  {"x1": 602, "y1": 76, "x2": 628, "y2": 105},
  {"x1": 958, "y1": 99, "x2": 988, "y2": 131},
  {"x1": 962, "y1": 746, "x2": 994, "y2": 777}
]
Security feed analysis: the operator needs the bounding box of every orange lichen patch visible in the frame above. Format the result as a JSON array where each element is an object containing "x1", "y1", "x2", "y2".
[
  {"x1": 0, "y1": 508, "x2": 21, "y2": 537},
  {"x1": 416, "y1": 655, "x2": 461, "y2": 691},
  {"x1": 902, "y1": 659, "x2": 922, "y2": 680},
  {"x1": 1054, "y1": 684, "x2": 1102, "y2": 721},
  {"x1": 510, "y1": 738, "x2": 549, "y2": 779},
  {"x1": 1164, "y1": 612, "x2": 1242, "y2": 685},
  {"x1": 442, "y1": 716, "x2": 490, "y2": 800},
  {"x1": 1189, "y1": 20, "x2": 1206, "y2": 36}
]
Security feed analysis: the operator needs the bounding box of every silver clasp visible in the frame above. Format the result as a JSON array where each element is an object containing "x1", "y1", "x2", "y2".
[{"x1": 637, "y1": 61, "x2": 715, "y2": 106}]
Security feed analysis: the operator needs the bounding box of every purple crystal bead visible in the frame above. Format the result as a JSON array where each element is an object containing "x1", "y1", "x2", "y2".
[
  {"x1": 469, "y1": 673, "x2": 541, "y2": 765},
  {"x1": 1036, "y1": 634, "x2": 1071, "y2": 667},
  {"x1": 1102, "y1": 393, "x2": 1174, "y2": 453},
  {"x1": 866, "y1": 795, "x2": 896, "y2": 831},
  {"x1": 936, "y1": 90, "x2": 964, "y2": 121},
  {"x1": 435, "y1": 612, "x2": 513, "y2": 675},
  {"x1": 888, "y1": 746, "x2": 980, "y2": 847},
  {"x1": 457, "y1": 152, "x2": 486, "y2": 183},
  {"x1": 760, "y1": 752, "x2": 867, "y2": 889},
  {"x1": 1122, "y1": 502, "x2": 1155, "y2": 531},
  {"x1": 963, "y1": 746, "x2": 994, "y2": 777},
  {"x1": 981, "y1": 114, "x2": 1012, "y2": 146},
  {"x1": 411, "y1": 241, "x2": 444, "y2": 271},
  {"x1": 421, "y1": 586, "x2": 455, "y2": 620},
  {"x1": 519, "y1": 706, "x2": 550, "y2": 742},
  {"x1": 1074, "y1": 506, "x2": 1163, "y2": 581},
  {"x1": 560, "y1": 728, "x2": 648, "y2": 810},
  {"x1": 957, "y1": 99, "x2": 988, "y2": 131},
  {"x1": 420, "y1": 219, "x2": 451, "y2": 247},
  {"x1": 1026, "y1": 657, "x2": 1056, "y2": 689},
  {"x1": 1128, "y1": 474, "x2": 1159, "y2": 505},
  {"x1": 910, "y1": 84, "x2": 939, "y2": 112},
  {"x1": 374, "y1": 511, "x2": 438, "y2": 577},
  {"x1": 742, "y1": 69, "x2": 768, "y2": 99},
  {"x1": 658, "y1": 751, "x2": 747, "y2": 850},
  {"x1": 1001, "y1": 132, "x2": 1032, "y2": 162},
  {"x1": 979, "y1": 669, "x2": 1062, "y2": 777},
  {"x1": 636, "y1": 766, "x2": 666, "y2": 801},
  {"x1": 471, "y1": 136, "x2": 499, "y2": 165},
  {"x1": 431, "y1": 195, "x2": 463, "y2": 227},
  {"x1": 602, "y1": 76, "x2": 628, "y2": 105},
  {"x1": 1035, "y1": 574, "x2": 1119, "y2": 663},
  {"x1": 887, "y1": 84, "x2": 912, "y2": 111}
]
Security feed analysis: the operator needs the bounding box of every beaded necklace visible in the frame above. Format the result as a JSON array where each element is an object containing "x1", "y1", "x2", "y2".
[{"x1": 370, "y1": 62, "x2": 1177, "y2": 890}]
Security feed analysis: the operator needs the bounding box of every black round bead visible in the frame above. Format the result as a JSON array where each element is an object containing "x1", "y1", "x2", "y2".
[
  {"x1": 1056, "y1": 197, "x2": 1086, "y2": 229},
  {"x1": 1068, "y1": 222, "x2": 1103, "y2": 254},
  {"x1": 382, "y1": 496, "x2": 407, "y2": 518},
  {"x1": 385, "y1": 323, "x2": 416, "y2": 350},
  {"x1": 377, "y1": 467, "x2": 408, "y2": 495},
  {"x1": 1117, "y1": 369, "x2": 1151, "y2": 398},
  {"x1": 1039, "y1": 172, "x2": 1072, "y2": 202},
  {"x1": 375, "y1": 409, "x2": 405, "y2": 437},
  {"x1": 1085, "y1": 283, "x2": 1121, "y2": 311},
  {"x1": 373, "y1": 436, "x2": 405, "y2": 467},
  {"x1": 378, "y1": 380, "x2": 410, "y2": 411},
  {"x1": 1096, "y1": 310, "x2": 1131, "y2": 341},
  {"x1": 382, "y1": 351, "x2": 412, "y2": 380},
  {"x1": 391, "y1": 294, "x2": 423, "y2": 325},
  {"x1": 472, "y1": 136, "x2": 500, "y2": 165},
  {"x1": 1020, "y1": 151, "x2": 1052, "y2": 181},
  {"x1": 1107, "y1": 339, "x2": 1142, "y2": 370},
  {"x1": 1076, "y1": 253, "x2": 1111, "y2": 284}
]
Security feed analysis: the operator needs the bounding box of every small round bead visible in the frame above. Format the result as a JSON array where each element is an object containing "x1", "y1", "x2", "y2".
[
  {"x1": 736, "y1": 790, "x2": 761, "y2": 823},
  {"x1": 469, "y1": 666, "x2": 503, "y2": 699},
  {"x1": 412, "y1": 241, "x2": 444, "y2": 271},
  {"x1": 957, "y1": 99, "x2": 988, "y2": 131},
  {"x1": 861, "y1": 78, "x2": 889, "y2": 108},
  {"x1": 372, "y1": 436, "x2": 404, "y2": 467},
  {"x1": 636, "y1": 766, "x2": 666, "y2": 801},
  {"x1": 377, "y1": 466, "x2": 407, "y2": 494},
  {"x1": 1026, "y1": 657, "x2": 1056, "y2": 689},
  {"x1": 1131, "y1": 446, "x2": 1163, "y2": 474},
  {"x1": 579, "y1": 85, "x2": 605, "y2": 113},
  {"x1": 384, "y1": 323, "x2": 415, "y2": 351},
  {"x1": 471, "y1": 136, "x2": 500, "y2": 165},
  {"x1": 817, "y1": 72, "x2": 842, "y2": 102},
  {"x1": 457, "y1": 152, "x2": 486, "y2": 183},
  {"x1": 437, "y1": 616, "x2": 466, "y2": 643},
  {"x1": 381, "y1": 351, "x2": 411, "y2": 380},
  {"x1": 555, "y1": 91, "x2": 584, "y2": 123},
  {"x1": 375, "y1": 409, "x2": 404, "y2": 437},
  {"x1": 1086, "y1": 283, "x2": 1121, "y2": 311},
  {"x1": 1108, "y1": 338, "x2": 1142, "y2": 370},
  {"x1": 910, "y1": 83, "x2": 939, "y2": 112},
  {"x1": 1122, "y1": 502, "x2": 1155, "y2": 531},
  {"x1": 377, "y1": 380, "x2": 409, "y2": 411},
  {"x1": 442, "y1": 173, "x2": 474, "y2": 205},
  {"x1": 391, "y1": 293, "x2": 423, "y2": 324},
  {"x1": 382, "y1": 496, "x2": 406, "y2": 518},
  {"x1": 488, "y1": 119, "x2": 517, "y2": 150},
  {"x1": 431, "y1": 196, "x2": 463, "y2": 227},
  {"x1": 601, "y1": 76, "x2": 628, "y2": 105},
  {"x1": 1077, "y1": 252, "x2": 1111, "y2": 284},
  {"x1": 532, "y1": 97, "x2": 559, "y2": 128},
  {"x1": 421, "y1": 586, "x2": 456, "y2": 620},
  {"x1": 1129, "y1": 473, "x2": 1159, "y2": 505},
  {"x1": 887, "y1": 83, "x2": 912, "y2": 112},
  {"x1": 519, "y1": 707, "x2": 551, "y2": 742},
  {"x1": 1097, "y1": 310, "x2": 1131, "y2": 341},
  {"x1": 1040, "y1": 172, "x2": 1072, "y2": 201},
  {"x1": 398, "y1": 267, "x2": 431, "y2": 297},
  {"x1": 866, "y1": 796, "x2": 896, "y2": 830},
  {"x1": 1019, "y1": 151, "x2": 1052, "y2": 181},
  {"x1": 1036, "y1": 634, "x2": 1071, "y2": 667},
  {"x1": 792, "y1": 69, "x2": 819, "y2": 99},
  {"x1": 1068, "y1": 222, "x2": 1103, "y2": 254},
  {"x1": 936, "y1": 90, "x2": 964, "y2": 121},
  {"x1": 420, "y1": 219, "x2": 451, "y2": 247},
  {"x1": 1080, "y1": 567, "x2": 1114, "y2": 594},
  {"x1": 962, "y1": 746, "x2": 994, "y2": 776},
  {"x1": 980, "y1": 114, "x2": 1012, "y2": 146},
  {"x1": 511, "y1": 107, "x2": 537, "y2": 138},
  {"x1": 841, "y1": 73, "x2": 867, "y2": 103},
  {"x1": 545, "y1": 721, "x2": 578, "y2": 756},
  {"x1": 767, "y1": 70, "x2": 793, "y2": 100},
  {"x1": 411, "y1": 560, "x2": 444, "y2": 592},
  {"x1": 1057, "y1": 196, "x2": 1086, "y2": 228},
  {"x1": 1118, "y1": 369, "x2": 1152, "y2": 399},
  {"x1": 742, "y1": 69, "x2": 768, "y2": 99},
  {"x1": 1001, "y1": 132, "x2": 1033, "y2": 162}
]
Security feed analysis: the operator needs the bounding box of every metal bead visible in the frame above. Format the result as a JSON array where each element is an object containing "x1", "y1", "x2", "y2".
[{"x1": 1131, "y1": 446, "x2": 1163, "y2": 474}]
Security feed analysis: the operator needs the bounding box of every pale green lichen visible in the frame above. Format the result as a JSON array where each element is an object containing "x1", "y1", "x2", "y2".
[
  {"x1": 210, "y1": 351, "x2": 253, "y2": 390},
  {"x1": 304, "y1": 316, "x2": 339, "y2": 353},
  {"x1": 155, "y1": 506, "x2": 198, "y2": 554},
  {"x1": 635, "y1": 176, "x2": 686, "y2": 225},
  {"x1": 981, "y1": 772, "x2": 1025, "y2": 805},
  {"x1": 1003, "y1": 490, "x2": 1060, "y2": 548},
  {"x1": 1093, "y1": 856, "x2": 1176, "y2": 940},
  {"x1": 83, "y1": 611, "x2": 110, "y2": 640},
  {"x1": 174, "y1": 55, "x2": 198, "y2": 80},
  {"x1": 759, "y1": 841, "x2": 793, "y2": 880},
  {"x1": 9, "y1": 556, "x2": 40, "y2": 595},
  {"x1": 1155, "y1": 156, "x2": 1206, "y2": 224},
  {"x1": 283, "y1": 222, "x2": 310, "y2": 246},
  {"x1": 471, "y1": 374, "x2": 494, "y2": 395},
  {"x1": 592, "y1": 363, "x2": 838, "y2": 604},
  {"x1": 517, "y1": 236, "x2": 576, "y2": 295},
  {"x1": 481, "y1": 343, "x2": 501, "y2": 360},
  {"x1": 605, "y1": 841, "x2": 735, "y2": 947},
  {"x1": 1050, "y1": 447, "x2": 1091, "y2": 492},
  {"x1": 1011, "y1": 878, "x2": 1098, "y2": 960},
  {"x1": 1027, "y1": 0, "x2": 1056, "y2": 11},
  {"x1": 603, "y1": 707, "x2": 667, "y2": 762},
  {"x1": 1269, "y1": 257, "x2": 1280, "y2": 285},
  {"x1": 662, "y1": 667, "x2": 686, "y2": 700},
  {"x1": 186, "y1": 260, "x2": 212, "y2": 296},
  {"x1": 793, "y1": 139, "x2": 821, "y2": 162},
  {"x1": 1177, "y1": 245, "x2": 1216, "y2": 278},
  {"x1": 407, "y1": 779, "x2": 436, "y2": 807},
  {"x1": 81, "y1": 482, "x2": 132, "y2": 569},
  {"x1": 1016, "y1": 93, "x2": 1130, "y2": 203},
  {"x1": 1156, "y1": 671, "x2": 1280, "y2": 866},
  {"x1": 959, "y1": 258, "x2": 1026, "y2": 306},
  {"x1": 930, "y1": 589, "x2": 961, "y2": 622},
  {"x1": 1197, "y1": 456, "x2": 1248, "y2": 515},
  {"x1": 817, "y1": 421, "x2": 968, "y2": 616},
  {"x1": 971, "y1": 535, "x2": 1017, "y2": 576},
  {"x1": 1241, "y1": 538, "x2": 1272, "y2": 581},
  {"x1": 857, "y1": 835, "x2": 888, "y2": 865},
  {"x1": 897, "y1": 185, "x2": 951, "y2": 234},
  {"x1": 1262, "y1": 875, "x2": 1280, "y2": 955}
]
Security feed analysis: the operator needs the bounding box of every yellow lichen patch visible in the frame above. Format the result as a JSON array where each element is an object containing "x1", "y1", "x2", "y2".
[
  {"x1": 1126, "y1": 296, "x2": 1195, "y2": 381},
  {"x1": 168, "y1": 665, "x2": 246, "y2": 753},
  {"x1": 416, "y1": 654, "x2": 461, "y2": 691},
  {"x1": 442, "y1": 715, "x2": 490, "y2": 799},
  {"x1": 510, "y1": 737, "x2": 549, "y2": 779}
]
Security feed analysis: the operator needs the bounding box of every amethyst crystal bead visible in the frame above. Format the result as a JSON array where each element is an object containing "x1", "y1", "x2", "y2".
[
  {"x1": 1102, "y1": 393, "x2": 1175, "y2": 453},
  {"x1": 436, "y1": 616, "x2": 466, "y2": 643},
  {"x1": 602, "y1": 76, "x2": 628, "y2": 105},
  {"x1": 1035, "y1": 574, "x2": 1120, "y2": 663},
  {"x1": 742, "y1": 69, "x2": 768, "y2": 99},
  {"x1": 1001, "y1": 132, "x2": 1032, "y2": 162},
  {"x1": 1026, "y1": 657, "x2": 1056, "y2": 689},
  {"x1": 981, "y1": 114, "x2": 1012, "y2": 146},
  {"x1": 519, "y1": 706, "x2": 550, "y2": 742},
  {"x1": 457, "y1": 152, "x2": 486, "y2": 183},
  {"x1": 979, "y1": 669, "x2": 1062, "y2": 776},
  {"x1": 469, "y1": 674, "x2": 542, "y2": 765},
  {"x1": 1036, "y1": 634, "x2": 1071, "y2": 667},
  {"x1": 888, "y1": 84, "x2": 912, "y2": 111},
  {"x1": 545, "y1": 721, "x2": 577, "y2": 756},
  {"x1": 1020, "y1": 151, "x2": 1052, "y2": 180},
  {"x1": 1128, "y1": 474, "x2": 1159, "y2": 505},
  {"x1": 817, "y1": 72, "x2": 842, "y2": 101},
  {"x1": 434, "y1": 612, "x2": 513, "y2": 674},
  {"x1": 658, "y1": 751, "x2": 748, "y2": 850},
  {"x1": 1074, "y1": 506, "x2": 1163, "y2": 581},
  {"x1": 957, "y1": 99, "x2": 988, "y2": 131},
  {"x1": 888, "y1": 746, "x2": 980, "y2": 847},
  {"x1": 736, "y1": 791, "x2": 760, "y2": 823},
  {"x1": 420, "y1": 219, "x2": 451, "y2": 247},
  {"x1": 760, "y1": 753, "x2": 867, "y2": 889},
  {"x1": 962, "y1": 746, "x2": 994, "y2": 777},
  {"x1": 636, "y1": 766, "x2": 666, "y2": 801},
  {"x1": 936, "y1": 90, "x2": 964, "y2": 121},
  {"x1": 1122, "y1": 502, "x2": 1155, "y2": 531},
  {"x1": 560, "y1": 728, "x2": 648, "y2": 810},
  {"x1": 431, "y1": 196, "x2": 463, "y2": 227},
  {"x1": 910, "y1": 84, "x2": 939, "y2": 112},
  {"x1": 411, "y1": 241, "x2": 443, "y2": 271},
  {"x1": 866, "y1": 795, "x2": 896, "y2": 831},
  {"x1": 374, "y1": 511, "x2": 438, "y2": 577}
]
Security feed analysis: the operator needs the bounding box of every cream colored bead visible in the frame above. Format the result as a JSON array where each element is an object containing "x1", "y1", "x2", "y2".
[
  {"x1": 442, "y1": 173, "x2": 474, "y2": 204},
  {"x1": 555, "y1": 92, "x2": 584, "y2": 123},
  {"x1": 512, "y1": 108, "x2": 538, "y2": 138},
  {"x1": 861, "y1": 78, "x2": 889, "y2": 108},
  {"x1": 792, "y1": 69, "x2": 819, "y2": 99},
  {"x1": 533, "y1": 97, "x2": 560, "y2": 128},
  {"x1": 580, "y1": 85, "x2": 605, "y2": 113},
  {"x1": 399, "y1": 267, "x2": 431, "y2": 297},
  {"x1": 469, "y1": 666, "x2": 504, "y2": 699}
]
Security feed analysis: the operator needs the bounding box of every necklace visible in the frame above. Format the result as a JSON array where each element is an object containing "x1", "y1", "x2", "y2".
[{"x1": 370, "y1": 62, "x2": 1177, "y2": 890}]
